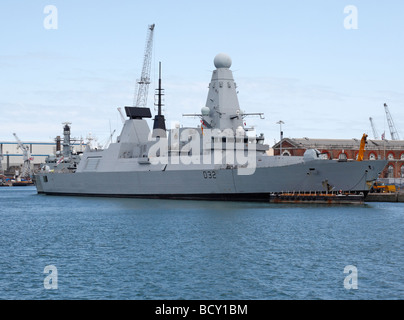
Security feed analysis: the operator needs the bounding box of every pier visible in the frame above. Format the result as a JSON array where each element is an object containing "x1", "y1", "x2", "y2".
[{"x1": 366, "y1": 191, "x2": 404, "y2": 203}]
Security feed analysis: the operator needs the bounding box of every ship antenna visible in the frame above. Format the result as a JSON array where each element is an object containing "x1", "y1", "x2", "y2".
[
  {"x1": 152, "y1": 61, "x2": 167, "y2": 138},
  {"x1": 157, "y1": 62, "x2": 162, "y2": 116}
]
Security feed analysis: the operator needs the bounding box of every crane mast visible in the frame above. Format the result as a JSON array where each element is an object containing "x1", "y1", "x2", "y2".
[
  {"x1": 117, "y1": 107, "x2": 126, "y2": 124},
  {"x1": 12, "y1": 133, "x2": 32, "y2": 179},
  {"x1": 369, "y1": 117, "x2": 380, "y2": 140},
  {"x1": 133, "y1": 24, "x2": 155, "y2": 108},
  {"x1": 384, "y1": 103, "x2": 400, "y2": 140},
  {"x1": 0, "y1": 143, "x2": 3, "y2": 174}
]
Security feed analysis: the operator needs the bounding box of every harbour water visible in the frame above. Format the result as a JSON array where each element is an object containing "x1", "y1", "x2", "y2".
[{"x1": 0, "y1": 186, "x2": 403, "y2": 300}]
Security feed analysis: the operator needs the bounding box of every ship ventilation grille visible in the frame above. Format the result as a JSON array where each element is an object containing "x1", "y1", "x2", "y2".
[{"x1": 83, "y1": 157, "x2": 101, "y2": 171}]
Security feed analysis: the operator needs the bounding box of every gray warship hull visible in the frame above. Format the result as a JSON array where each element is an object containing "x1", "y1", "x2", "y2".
[{"x1": 34, "y1": 159, "x2": 386, "y2": 201}]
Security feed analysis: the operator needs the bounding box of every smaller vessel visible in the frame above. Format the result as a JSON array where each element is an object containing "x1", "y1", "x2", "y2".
[
  {"x1": 39, "y1": 123, "x2": 83, "y2": 173},
  {"x1": 269, "y1": 192, "x2": 365, "y2": 204},
  {"x1": 11, "y1": 179, "x2": 34, "y2": 187},
  {"x1": 0, "y1": 174, "x2": 11, "y2": 187}
]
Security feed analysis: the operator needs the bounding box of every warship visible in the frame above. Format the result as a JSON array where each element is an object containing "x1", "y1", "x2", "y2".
[
  {"x1": 34, "y1": 53, "x2": 387, "y2": 202},
  {"x1": 39, "y1": 123, "x2": 83, "y2": 173}
]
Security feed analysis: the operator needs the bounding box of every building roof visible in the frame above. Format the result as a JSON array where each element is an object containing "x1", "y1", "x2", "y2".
[
  {"x1": 273, "y1": 138, "x2": 404, "y2": 150},
  {"x1": 0, "y1": 141, "x2": 84, "y2": 146}
]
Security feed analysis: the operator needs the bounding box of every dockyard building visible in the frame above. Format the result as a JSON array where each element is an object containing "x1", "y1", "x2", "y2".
[{"x1": 273, "y1": 138, "x2": 404, "y2": 185}]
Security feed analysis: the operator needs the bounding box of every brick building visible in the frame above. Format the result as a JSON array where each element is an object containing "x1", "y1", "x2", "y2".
[{"x1": 273, "y1": 138, "x2": 404, "y2": 180}]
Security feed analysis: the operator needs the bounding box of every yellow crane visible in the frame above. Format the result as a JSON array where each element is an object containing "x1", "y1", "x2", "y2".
[
  {"x1": 357, "y1": 133, "x2": 398, "y2": 193},
  {"x1": 357, "y1": 133, "x2": 368, "y2": 161}
]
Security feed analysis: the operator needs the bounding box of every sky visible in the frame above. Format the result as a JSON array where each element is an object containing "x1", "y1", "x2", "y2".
[{"x1": 1, "y1": 0, "x2": 403, "y2": 147}]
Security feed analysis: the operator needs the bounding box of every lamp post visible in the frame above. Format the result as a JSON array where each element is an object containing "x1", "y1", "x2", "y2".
[{"x1": 277, "y1": 120, "x2": 285, "y2": 156}]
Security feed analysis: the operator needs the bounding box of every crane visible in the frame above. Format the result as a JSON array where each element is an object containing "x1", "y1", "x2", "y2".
[
  {"x1": 133, "y1": 24, "x2": 155, "y2": 108},
  {"x1": 357, "y1": 133, "x2": 368, "y2": 161},
  {"x1": 103, "y1": 129, "x2": 116, "y2": 149},
  {"x1": 0, "y1": 143, "x2": 4, "y2": 174},
  {"x1": 369, "y1": 117, "x2": 380, "y2": 140},
  {"x1": 384, "y1": 103, "x2": 400, "y2": 140},
  {"x1": 117, "y1": 107, "x2": 126, "y2": 124},
  {"x1": 13, "y1": 133, "x2": 33, "y2": 180}
]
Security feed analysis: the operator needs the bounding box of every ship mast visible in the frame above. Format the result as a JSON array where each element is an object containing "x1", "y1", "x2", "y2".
[{"x1": 152, "y1": 62, "x2": 167, "y2": 138}]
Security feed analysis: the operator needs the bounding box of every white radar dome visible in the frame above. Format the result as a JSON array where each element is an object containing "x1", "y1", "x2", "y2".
[
  {"x1": 236, "y1": 126, "x2": 245, "y2": 136},
  {"x1": 214, "y1": 53, "x2": 232, "y2": 69},
  {"x1": 201, "y1": 106, "x2": 210, "y2": 116}
]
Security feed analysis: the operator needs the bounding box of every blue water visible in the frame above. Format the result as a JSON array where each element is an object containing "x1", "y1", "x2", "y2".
[{"x1": 0, "y1": 186, "x2": 403, "y2": 300}]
